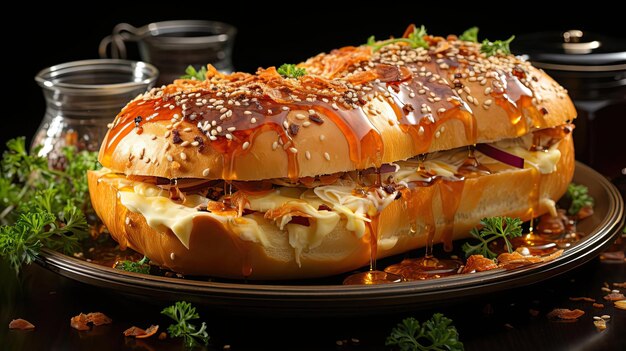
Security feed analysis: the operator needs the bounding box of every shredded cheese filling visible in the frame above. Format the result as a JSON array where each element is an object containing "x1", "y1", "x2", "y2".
[{"x1": 107, "y1": 136, "x2": 562, "y2": 263}]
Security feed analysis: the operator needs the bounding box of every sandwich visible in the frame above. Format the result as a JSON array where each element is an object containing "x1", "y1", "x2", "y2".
[{"x1": 88, "y1": 26, "x2": 576, "y2": 279}]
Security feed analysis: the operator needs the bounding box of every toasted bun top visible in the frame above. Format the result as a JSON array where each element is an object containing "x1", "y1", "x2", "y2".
[{"x1": 98, "y1": 26, "x2": 575, "y2": 181}]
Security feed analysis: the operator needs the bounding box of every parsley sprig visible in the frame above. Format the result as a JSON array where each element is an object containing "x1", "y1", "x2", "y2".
[
  {"x1": 277, "y1": 64, "x2": 306, "y2": 79},
  {"x1": 566, "y1": 183, "x2": 594, "y2": 216},
  {"x1": 459, "y1": 27, "x2": 479, "y2": 43},
  {"x1": 480, "y1": 36, "x2": 515, "y2": 56},
  {"x1": 462, "y1": 217, "x2": 523, "y2": 259},
  {"x1": 181, "y1": 65, "x2": 208, "y2": 81},
  {"x1": 367, "y1": 25, "x2": 429, "y2": 52},
  {"x1": 0, "y1": 137, "x2": 99, "y2": 273},
  {"x1": 386, "y1": 314, "x2": 464, "y2": 351},
  {"x1": 161, "y1": 301, "x2": 209, "y2": 348},
  {"x1": 115, "y1": 256, "x2": 150, "y2": 274}
]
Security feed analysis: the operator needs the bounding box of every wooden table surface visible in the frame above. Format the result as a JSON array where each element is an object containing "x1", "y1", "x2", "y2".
[{"x1": 1, "y1": 243, "x2": 625, "y2": 351}]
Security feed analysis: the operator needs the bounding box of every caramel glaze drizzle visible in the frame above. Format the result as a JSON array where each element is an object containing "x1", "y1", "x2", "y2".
[
  {"x1": 98, "y1": 33, "x2": 567, "y2": 280},
  {"x1": 100, "y1": 39, "x2": 550, "y2": 185}
]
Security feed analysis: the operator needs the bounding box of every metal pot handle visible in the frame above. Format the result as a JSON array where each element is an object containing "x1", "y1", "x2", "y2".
[{"x1": 98, "y1": 23, "x2": 140, "y2": 59}]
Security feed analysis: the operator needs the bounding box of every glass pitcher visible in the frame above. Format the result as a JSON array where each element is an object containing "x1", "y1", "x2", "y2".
[{"x1": 33, "y1": 59, "x2": 158, "y2": 168}]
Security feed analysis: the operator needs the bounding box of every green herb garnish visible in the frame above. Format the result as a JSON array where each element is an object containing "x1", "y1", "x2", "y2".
[
  {"x1": 116, "y1": 256, "x2": 150, "y2": 274},
  {"x1": 480, "y1": 35, "x2": 515, "y2": 56},
  {"x1": 161, "y1": 301, "x2": 209, "y2": 348},
  {"x1": 459, "y1": 27, "x2": 479, "y2": 43},
  {"x1": 566, "y1": 183, "x2": 594, "y2": 216},
  {"x1": 0, "y1": 138, "x2": 99, "y2": 273},
  {"x1": 367, "y1": 25, "x2": 429, "y2": 52},
  {"x1": 462, "y1": 217, "x2": 523, "y2": 259},
  {"x1": 181, "y1": 65, "x2": 208, "y2": 81},
  {"x1": 386, "y1": 314, "x2": 464, "y2": 351},
  {"x1": 277, "y1": 64, "x2": 306, "y2": 79}
]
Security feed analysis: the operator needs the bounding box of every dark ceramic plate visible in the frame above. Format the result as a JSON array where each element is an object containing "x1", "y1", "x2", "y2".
[{"x1": 36, "y1": 162, "x2": 624, "y2": 316}]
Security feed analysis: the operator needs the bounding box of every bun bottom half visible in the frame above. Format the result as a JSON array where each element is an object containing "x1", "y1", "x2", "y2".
[{"x1": 88, "y1": 134, "x2": 574, "y2": 280}]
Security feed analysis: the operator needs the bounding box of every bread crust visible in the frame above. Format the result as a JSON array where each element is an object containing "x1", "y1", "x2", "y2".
[
  {"x1": 88, "y1": 132, "x2": 574, "y2": 279},
  {"x1": 98, "y1": 38, "x2": 575, "y2": 181}
]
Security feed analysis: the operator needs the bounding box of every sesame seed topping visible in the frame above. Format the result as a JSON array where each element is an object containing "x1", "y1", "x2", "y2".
[
  {"x1": 305, "y1": 151, "x2": 311, "y2": 160},
  {"x1": 250, "y1": 117, "x2": 257, "y2": 124},
  {"x1": 242, "y1": 141, "x2": 250, "y2": 150},
  {"x1": 180, "y1": 152, "x2": 187, "y2": 160},
  {"x1": 225, "y1": 134, "x2": 233, "y2": 140},
  {"x1": 319, "y1": 134, "x2": 326, "y2": 141},
  {"x1": 324, "y1": 152, "x2": 331, "y2": 161},
  {"x1": 272, "y1": 141, "x2": 279, "y2": 150},
  {"x1": 296, "y1": 113, "x2": 307, "y2": 120},
  {"x1": 202, "y1": 168, "x2": 210, "y2": 176},
  {"x1": 244, "y1": 111, "x2": 252, "y2": 115},
  {"x1": 289, "y1": 147, "x2": 298, "y2": 154},
  {"x1": 180, "y1": 141, "x2": 190, "y2": 147},
  {"x1": 435, "y1": 131, "x2": 441, "y2": 138}
]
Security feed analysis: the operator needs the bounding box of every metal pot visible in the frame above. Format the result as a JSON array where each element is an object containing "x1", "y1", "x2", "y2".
[{"x1": 514, "y1": 30, "x2": 626, "y2": 179}]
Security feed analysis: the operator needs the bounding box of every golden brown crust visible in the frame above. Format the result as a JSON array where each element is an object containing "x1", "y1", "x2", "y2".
[
  {"x1": 88, "y1": 132, "x2": 575, "y2": 279},
  {"x1": 98, "y1": 34, "x2": 576, "y2": 181}
]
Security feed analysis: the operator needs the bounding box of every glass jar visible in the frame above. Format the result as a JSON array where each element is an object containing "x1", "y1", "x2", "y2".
[{"x1": 33, "y1": 59, "x2": 158, "y2": 168}]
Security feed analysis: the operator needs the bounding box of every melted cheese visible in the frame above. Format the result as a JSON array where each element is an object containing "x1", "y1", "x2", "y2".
[{"x1": 105, "y1": 133, "x2": 562, "y2": 262}]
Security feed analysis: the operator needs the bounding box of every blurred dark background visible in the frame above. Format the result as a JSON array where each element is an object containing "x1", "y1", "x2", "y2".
[{"x1": 2, "y1": 2, "x2": 625, "y2": 177}]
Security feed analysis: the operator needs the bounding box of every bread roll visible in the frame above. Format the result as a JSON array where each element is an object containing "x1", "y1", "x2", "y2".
[{"x1": 89, "y1": 28, "x2": 577, "y2": 279}]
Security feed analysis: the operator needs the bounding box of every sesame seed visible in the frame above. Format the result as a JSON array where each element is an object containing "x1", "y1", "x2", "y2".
[
  {"x1": 250, "y1": 117, "x2": 257, "y2": 124},
  {"x1": 289, "y1": 147, "x2": 298, "y2": 154},
  {"x1": 225, "y1": 134, "x2": 233, "y2": 140},
  {"x1": 484, "y1": 99, "x2": 493, "y2": 106},
  {"x1": 319, "y1": 134, "x2": 326, "y2": 141},
  {"x1": 183, "y1": 127, "x2": 192, "y2": 132},
  {"x1": 308, "y1": 109, "x2": 315, "y2": 115},
  {"x1": 296, "y1": 113, "x2": 307, "y2": 120},
  {"x1": 418, "y1": 126, "x2": 425, "y2": 136},
  {"x1": 170, "y1": 252, "x2": 175, "y2": 260},
  {"x1": 191, "y1": 141, "x2": 199, "y2": 146},
  {"x1": 180, "y1": 152, "x2": 187, "y2": 160},
  {"x1": 303, "y1": 121, "x2": 311, "y2": 127},
  {"x1": 227, "y1": 127, "x2": 236, "y2": 132},
  {"x1": 331, "y1": 103, "x2": 339, "y2": 110},
  {"x1": 244, "y1": 111, "x2": 252, "y2": 115},
  {"x1": 305, "y1": 151, "x2": 311, "y2": 160},
  {"x1": 181, "y1": 141, "x2": 190, "y2": 147},
  {"x1": 272, "y1": 141, "x2": 279, "y2": 150},
  {"x1": 202, "y1": 168, "x2": 210, "y2": 176},
  {"x1": 438, "y1": 108, "x2": 446, "y2": 114},
  {"x1": 435, "y1": 131, "x2": 441, "y2": 138},
  {"x1": 409, "y1": 92, "x2": 416, "y2": 98},
  {"x1": 242, "y1": 141, "x2": 250, "y2": 150},
  {"x1": 601, "y1": 315, "x2": 611, "y2": 319},
  {"x1": 282, "y1": 106, "x2": 289, "y2": 111},
  {"x1": 324, "y1": 152, "x2": 331, "y2": 161}
]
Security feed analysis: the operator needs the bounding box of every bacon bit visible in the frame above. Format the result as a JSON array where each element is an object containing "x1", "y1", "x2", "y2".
[
  {"x1": 375, "y1": 64, "x2": 412, "y2": 83},
  {"x1": 577, "y1": 206, "x2": 594, "y2": 220},
  {"x1": 124, "y1": 325, "x2": 159, "y2": 339},
  {"x1": 614, "y1": 300, "x2": 626, "y2": 310},
  {"x1": 71, "y1": 312, "x2": 112, "y2": 331},
  {"x1": 9, "y1": 319, "x2": 35, "y2": 330},
  {"x1": 172, "y1": 130, "x2": 182, "y2": 144},
  {"x1": 603, "y1": 293, "x2": 626, "y2": 301},
  {"x1": 86, "y1": 312, "x2": 112, "y2": 326},
  {"x1": 288, "y1": 216, "x2": 311, "y2": 227},
  {"x1": 462, "y1": 255, "x2": 498, "y2": 273},
  {"x1": 547, "y1": 308, "x2": 585, "y2": 320},
  {"x1": 593, "y1": 303, "x2": 605, "y2": 308},
  {"x1": 497, "y1": 250, "x2": 563, "y2": 270},
  {"x1": 569, "y1": 297, "x2": 596, "y2": 302},
  {"x1": 614, "y1": 282, "x2": 626, "y2": 288},
  {"x1": 288, "y1": 123, "x2": 300, "y2": 136},
  {"x1": 318, "y1": 204, "x2": 332, "y2": 211},
  {"x1": 70, "y1": 314, "x2": 90, "y2": 331}
]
